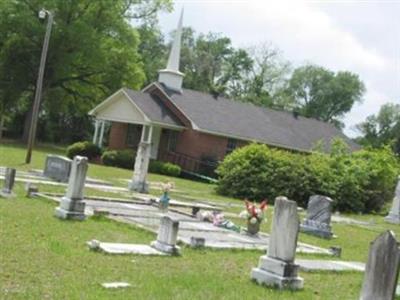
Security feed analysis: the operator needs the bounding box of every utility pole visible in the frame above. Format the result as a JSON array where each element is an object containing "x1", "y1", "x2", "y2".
[{"x1": 25, "y1": 9, "x2": 53, "y2": 164}]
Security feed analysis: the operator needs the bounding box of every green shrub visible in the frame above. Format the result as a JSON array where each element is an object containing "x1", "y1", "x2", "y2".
[
  {"x1": 66, "y1": 141, "x2": 102, "y2": 160},
  {"x1": 100, "y1": 150, "x2": 181, "y2": 177},
  {"x1": 149, "y1": 160, "x2": 181, "y2": 177},
  {"x1": 216, "y1": 141, "x2": 400, "y2": 213},
  {"x1": 101, "y1": 149, "x2": 136, "y2": 169}
]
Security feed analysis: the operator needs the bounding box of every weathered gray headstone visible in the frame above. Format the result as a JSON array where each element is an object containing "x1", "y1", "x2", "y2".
[
  {"x1": 360, "y1": 231, "x2": 400, "y2": 300},
  {"x1": 385, "y1": 177, "x2": 400, "y2": 224},
  {"x1": 251, "y1": 196, "x2": 303, "y2": 290},
  {"x1": 300, "y1": 195, "x2": 333, "y2": 239},
  {"x1": 0, "y1": 168, "x2": 16, "y2": 198},
  {"x1": 151, "y1": 216, "x2": 180, "y2": 255},
  {"x1": 25, "y1": 182, "x2": 39, "y2": 198},
  {"x1": 55, "y1": 156, "x2": 88, "y2": 220},
  {"x1": 128, "y1": 142, "x2": 151, "y2": 193},
  {"x1": 43, "y1": 155, "x2": 72, "y2": 182}
]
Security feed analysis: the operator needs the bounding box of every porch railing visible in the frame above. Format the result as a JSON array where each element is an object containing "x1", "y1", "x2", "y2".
[{"x1": 159, "y1": 151, "x2": 219, "y2": 178}]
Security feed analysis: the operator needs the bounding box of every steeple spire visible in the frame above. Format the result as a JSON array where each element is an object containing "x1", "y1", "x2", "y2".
[{"x1": 158, "y1": 8, "x2": 185, "y2": 92}]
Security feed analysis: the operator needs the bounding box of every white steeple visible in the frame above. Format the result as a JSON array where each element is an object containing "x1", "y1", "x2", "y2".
[{"x1": 158, "y1": 8, "x2": 185, "y2": 92}]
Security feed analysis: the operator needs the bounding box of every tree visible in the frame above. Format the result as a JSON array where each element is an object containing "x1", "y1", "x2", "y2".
[
  {"x1": 285, "y1": 65, "x2": 365, "y2": 128},
  {"x1": 356, "y1": 103, "x2": 400, "y2": 154},
  {"x1": 237, "y1": 43, "x2": 291, "y2": 108},
  {"x1": 0, "y1": 0, "x2": 171, "y2": 143}
]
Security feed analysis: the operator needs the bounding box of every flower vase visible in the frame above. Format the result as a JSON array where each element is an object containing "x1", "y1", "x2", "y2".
[
  {"x1": 159, "y1": 192, "x2": 170, "y2": 211},
  {"x1": 247, "y1": 219, "x2": 261, "y2": 235}
]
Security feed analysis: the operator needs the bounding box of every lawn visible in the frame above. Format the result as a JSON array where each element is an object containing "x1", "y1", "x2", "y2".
[{"x1": 1, "y1": 141, "x2": 399, "y2": 299}]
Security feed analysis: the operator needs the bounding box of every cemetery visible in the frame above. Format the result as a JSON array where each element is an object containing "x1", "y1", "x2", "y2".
[
  {"x1": 1, "y1": 142, "x2": 400, "y2": 299},
  {"x1": 1, "y1": 2, "x2": 399, "y2": 300}
]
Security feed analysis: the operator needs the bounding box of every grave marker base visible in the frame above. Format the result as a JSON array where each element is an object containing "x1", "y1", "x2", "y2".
[
  {"x1": 384, "y1": 213, "x2": 400, "y2": 224},
  {"x1": 151, "y1": 240, "x2": 180, "y2": 255},
  {"x1": 251, "y1": 261, "x2": 303, "y2": 290}
]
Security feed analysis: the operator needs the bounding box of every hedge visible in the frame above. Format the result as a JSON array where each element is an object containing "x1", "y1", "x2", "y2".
[
  {"x1": 216, "y1": 140, "x2": 400, "y2": 213},
  {"x1": 102, "y1": 149, "x2": 136, "y2": 169},
  {"x1": 66, "y1": 141, "x2": 102, "y2": 160},
  {"x1": 101, "y1": 149, "x2": 181, "y2": 177}
]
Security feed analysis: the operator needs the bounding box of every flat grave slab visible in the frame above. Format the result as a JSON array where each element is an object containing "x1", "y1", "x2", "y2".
[
  {"x1": 88, "y1": 241, "x2": 165, "y2": 255},
  {"x1": 84, "y1": 198, "x2": 332, "y2": 255},
  {"x1": 36, "y1": 191, "x2": 332, "y2": 255},
  {"x1": 296, "y1": 259, "x2": 365, "y2": 272}
]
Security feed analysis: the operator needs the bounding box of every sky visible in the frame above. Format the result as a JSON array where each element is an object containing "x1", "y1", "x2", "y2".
[{"x1": 158, "y1": 0, "x2": 400, "y2": 137}]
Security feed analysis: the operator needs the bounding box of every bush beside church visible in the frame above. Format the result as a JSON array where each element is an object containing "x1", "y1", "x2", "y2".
[{"x1": 216, "y1": 140, "x2": 400, "y2": 213}]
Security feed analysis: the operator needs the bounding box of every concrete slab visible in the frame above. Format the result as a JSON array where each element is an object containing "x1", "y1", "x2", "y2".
[
  {"x1": 37, "y1": 193, "x2": 333, "y2": 255},
  {"x1": 101, "y1": 282, "x2": 131, "y2": 289},
  {"x1": 297, "y1": 259, "x2": 365, "y2": 272},
  {"x1": 87, "y1": 240, "x2": 165, "y2": 255}
]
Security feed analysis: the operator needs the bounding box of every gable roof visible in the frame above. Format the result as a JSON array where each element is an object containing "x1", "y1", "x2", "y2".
[
  {"x1": 160, "y1": 86, "x2": 359, "y2": 152},
  {"x1": 89, "y1": 88, "x2": 184, "y2": 129}
]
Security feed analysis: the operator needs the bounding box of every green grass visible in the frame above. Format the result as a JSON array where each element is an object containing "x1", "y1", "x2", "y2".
[{"x1": 1, "y1": 141, "x2": 400, "y2": 299}]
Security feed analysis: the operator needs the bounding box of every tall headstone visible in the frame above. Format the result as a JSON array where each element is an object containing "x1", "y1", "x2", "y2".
[
  {"x1": 43, "y1": 155, "x2": 72, "y2": 182},
  {"x1": 385, "y1": 177, "x2": 400, "y2": 224},
  {"x1": 151, "y1": 216, "x2": 180, "y2": 255},
  {"x1": 360, "y1": 231, "x2": 400, "y2": 300},
  {"x1": 300, "y1": 195, "x2": 333, "y2": 239},
  {"x1": 128, "y1": 141, "x2": 151, "y2": 193},
  {"x1": 251, "y1": 196, "x2": 303, "y2": 290},
  {"x1": 0, "y1": 168, "x2": 16, "y2": 198},
  {"x1": 55, "y1": 156, "x2": 88, "y2": 220}
]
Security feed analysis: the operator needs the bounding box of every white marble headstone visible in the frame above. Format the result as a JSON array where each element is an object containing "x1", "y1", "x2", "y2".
[
  {"x1": 360, "y1": 231, "x2": 400, "y2": 300},
  {"x1": 268, "y1": 196, "x2": 300, "y2": 262}
]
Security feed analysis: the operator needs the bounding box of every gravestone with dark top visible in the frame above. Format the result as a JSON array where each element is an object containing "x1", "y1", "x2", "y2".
[
  {"x1": 0, "y1": 168, "x2": 16, "y2": 198},
  {"x1": 360, "y1": 231, "x2": 400, "y2": 300},
  {"x1": 43, "y1": 155, "x2": 72, "y2": 182},
  {"x1": 151, "y1": 216, "x2": 180, "y2": 255},
  {"x1": 385, "y1": 177, "x2": 400, "y2": 224},
  {"x1": 55, "y1": 156, "x2": 88, "y2": 220},
  {"x1": 251, "y1": 196, "x2": 303, "y2": 290},
  {"x1": 300, "y1": 195, "x2": 333, "y2": 239}
]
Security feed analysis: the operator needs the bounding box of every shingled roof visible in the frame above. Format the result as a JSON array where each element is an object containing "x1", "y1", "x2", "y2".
[{"x1": 161, "y1": 86, "x2": 359, "y2": 153}]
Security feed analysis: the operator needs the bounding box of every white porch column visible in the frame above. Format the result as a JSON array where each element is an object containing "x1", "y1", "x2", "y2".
[
  {"x1": 128, "y1": 125, "x2": 153, "y2": 193},
  {"x1": 98, "y1": 121, "x2": 106, "y2": 148},
  {"x1": 92, "y1": 120, "x2": 100, "y2": 144}
]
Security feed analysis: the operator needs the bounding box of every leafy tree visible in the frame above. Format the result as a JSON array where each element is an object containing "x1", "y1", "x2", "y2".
[
  {"x1": 137, "y1": 24, "x2": 167, "y2": 85},
  {"x1": 285, "y1": 65, "x2": 365, "y2": 128},
  {"x1": 356, "y1": 103, "x2": 400, "y2": 154},
  {"x1": 237, "y1": 44, "x2": 291, "y2": 108},
  {"x1": 0, "y1": 0, "x2": 171, "y2": 143}
]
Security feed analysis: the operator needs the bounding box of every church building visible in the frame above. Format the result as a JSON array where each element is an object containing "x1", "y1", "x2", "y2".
[{"x1": 88, "y1": 10, "x2": 358, "y2": 190}]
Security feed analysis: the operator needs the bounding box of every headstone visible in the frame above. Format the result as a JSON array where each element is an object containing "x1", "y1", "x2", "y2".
[
  {"x1": 0, "y1": 168, "x2": 16, "y2": 198},
  {"x1": 128, "y1": 142, "x2": 151, "y2": 193},
  {"x1": 190, "y1": 237, "x2": 205, "y2": 248},
  {"x1": 360, "y1": 231, "x2": 400, "y2": 300},
  {"x1": 300, "y1": 195, "x2": 333, "y2": 239},
  {"x1": 43, "y1": 155, "x2": 72, "y2": 182},
  {"x1": 25, "y1": 182, "x2": 39, "y2": 198},
  {"x1": 151, "y1": 216, "x2": 180, "y2": 255},
  {"x1": 251, "y1": 196, "x2": 303, "y2": 290},
  {"x1": 54, "y1": 156, "x2": 88, "y2": 220},
  {"x1": 385, "y1": 177, "x2": 400, "y2": 224}
]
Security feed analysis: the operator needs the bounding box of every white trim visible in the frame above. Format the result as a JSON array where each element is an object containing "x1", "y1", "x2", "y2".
[
  {"x1": 121, "y1": 89, "x2": 151, "y2": 123},
  {"x1": 150, "y1": 121, "x2": 185, "y2": 131},
  {"x1": 88, "y1": 89, "x2": 124, "y2": 116},
  {"x1": 88, "y1": 88, "x2": 150, "y2": 123}
]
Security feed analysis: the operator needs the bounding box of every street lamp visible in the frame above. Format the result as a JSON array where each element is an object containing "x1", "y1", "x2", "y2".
[{"x1": 25, "y1": 9, "x2": 54, "y2": 164}]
